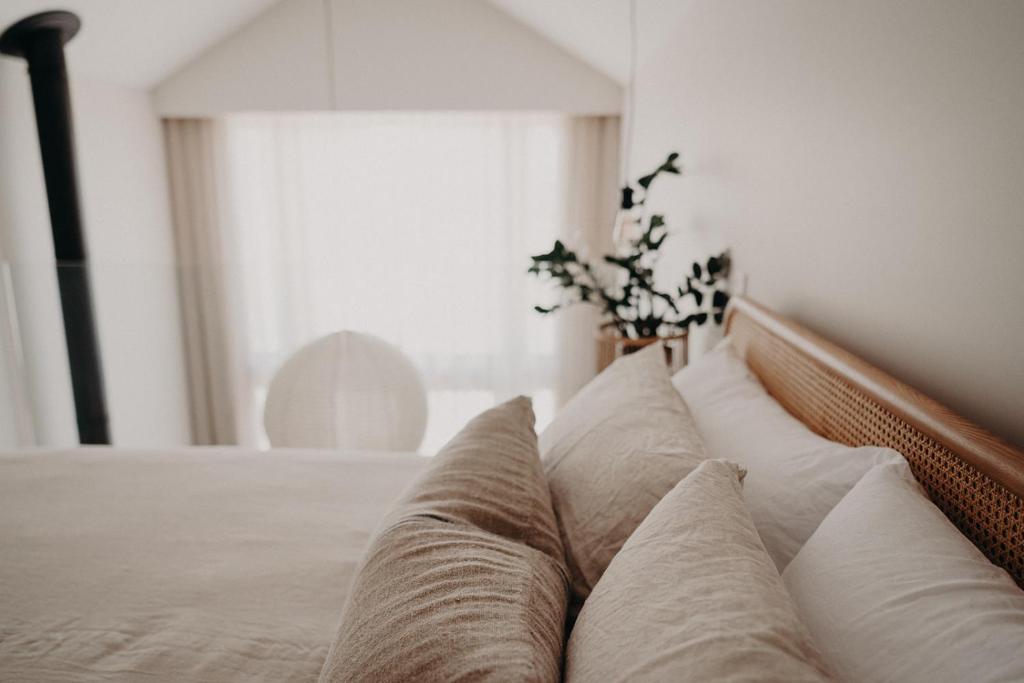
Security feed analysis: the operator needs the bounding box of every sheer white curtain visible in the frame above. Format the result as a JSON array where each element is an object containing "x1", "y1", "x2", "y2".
[{"x1": 166, "y1": 112, "x2": 618, "y2": 452}]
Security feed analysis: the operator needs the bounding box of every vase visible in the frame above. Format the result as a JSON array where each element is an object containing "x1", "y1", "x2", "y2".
[{"x1": 595, "y1": 331, "x2": 689, "y2": 374}]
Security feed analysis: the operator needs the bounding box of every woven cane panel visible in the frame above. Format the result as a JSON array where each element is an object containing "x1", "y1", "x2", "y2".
[{"x1": 728, "y1": 308, "x2": 1024, "y2": 588}]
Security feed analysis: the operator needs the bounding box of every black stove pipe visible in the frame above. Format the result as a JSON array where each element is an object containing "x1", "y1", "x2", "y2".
[{"x1": 1, "y1": 11, "x2": 110, "y2": 444}]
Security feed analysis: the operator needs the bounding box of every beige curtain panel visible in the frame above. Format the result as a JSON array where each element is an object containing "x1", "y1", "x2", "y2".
[
  {"x1": 557, "y1": 116, "x2": 620, "y2": 406},
  {"x1": 163, "y1": 119, "x2": 248, "y2": 445}
]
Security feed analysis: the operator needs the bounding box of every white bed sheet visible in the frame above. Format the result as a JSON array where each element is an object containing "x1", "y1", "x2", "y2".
[{"x1": 0, "y1": 447, "x2": 428, "y2": 682}]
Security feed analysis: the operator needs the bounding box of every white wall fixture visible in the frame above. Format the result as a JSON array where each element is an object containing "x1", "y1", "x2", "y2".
[{"x1": 264, "y1": 331, "x2": 428, "y2": 452}]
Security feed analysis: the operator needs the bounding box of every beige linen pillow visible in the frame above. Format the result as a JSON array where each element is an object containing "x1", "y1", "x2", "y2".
[
  {"x1": 319, "y1": 397, "x2": 569, "y2": 683},
  {"x1": 566, "y1": 460, "x2": 833, "y2": 683},
  {"x1": 396, "y1": 395, "x2": 564, "y2": 561},
  {"x1": 540, "y1": 342, "x2": 707, "y2": 602}
]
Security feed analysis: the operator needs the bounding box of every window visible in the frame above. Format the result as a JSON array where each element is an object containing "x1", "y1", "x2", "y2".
[{"x1": 218, "y1": 112, "x2": 576, "y2": 451}]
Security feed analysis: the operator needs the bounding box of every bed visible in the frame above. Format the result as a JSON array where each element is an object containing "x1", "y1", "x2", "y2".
[
  {"x1": 2, "y1": 296, "x2": 1021, "y2": 681},
  {"x1": 0, "y1": 449, "x2": 428, "y2": 682}
]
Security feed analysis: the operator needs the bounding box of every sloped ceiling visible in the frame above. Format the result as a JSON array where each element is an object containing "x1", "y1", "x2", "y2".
[
  {"x1": 0, "y1": 0, "x2": 281, "y2": 88},
  {"x1": 486, "y1": 0, "x2": 629, "y2": 84},
  {"x1": 154, "y1": 0, "x2": 622, "y2": 115},
  {"x1": 0, "y1": 0, "x2": 630, "y2": 90}
]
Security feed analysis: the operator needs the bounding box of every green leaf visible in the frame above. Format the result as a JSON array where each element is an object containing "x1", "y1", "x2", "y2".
[{"x1": 637, "y1": 152, "x2": 683, "y2": 189}]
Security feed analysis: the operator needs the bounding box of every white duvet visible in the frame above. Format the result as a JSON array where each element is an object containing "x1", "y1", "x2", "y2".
[{"x1": 0, "y1": 447, "x2": 428, "y2": 682}]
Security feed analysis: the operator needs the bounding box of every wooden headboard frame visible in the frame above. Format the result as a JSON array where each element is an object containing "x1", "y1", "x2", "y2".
[{"x1": 724, "y1": 296, "x2": 1024, "y2": 585}]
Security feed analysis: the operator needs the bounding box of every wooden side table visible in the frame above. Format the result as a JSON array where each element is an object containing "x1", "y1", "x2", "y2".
[{"x1": 596, "y1": 331, "x2": 689, "y2": 374}]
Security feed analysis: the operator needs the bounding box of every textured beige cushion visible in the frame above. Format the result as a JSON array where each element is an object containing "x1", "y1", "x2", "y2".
[
  {"x1": 566, "y1": 460, "x2": 833, "y2": 683},
  {"x1": 540, "y1": 342, "x2": 707, "y2": 602},
  {"x1": 396, "y1": 396, "x2": 564, "y2": 560},
  {"x1": 319, "y1": 397, "x2": 569, "y2": 683}
]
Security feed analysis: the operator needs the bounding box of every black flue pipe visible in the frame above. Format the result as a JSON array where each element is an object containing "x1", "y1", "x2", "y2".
[{"x1": 1, "y1": 11, "x2": 110, "y2": 444}]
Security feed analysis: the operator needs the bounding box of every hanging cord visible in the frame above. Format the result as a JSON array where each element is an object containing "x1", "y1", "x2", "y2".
[
  {"x1": 621, "y1": 0, "x2": 638, "y2": 187},
  {"x1": 324, "y1": 0, "x2": 338, "y2": 109}
]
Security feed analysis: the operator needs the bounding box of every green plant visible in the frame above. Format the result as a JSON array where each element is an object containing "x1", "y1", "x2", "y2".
[{"x1": 528, "y1": 153, "x2": 730, "y2": 339}]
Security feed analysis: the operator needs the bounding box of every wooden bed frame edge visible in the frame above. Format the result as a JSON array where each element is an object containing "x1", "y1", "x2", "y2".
[{"x1": 724, "y1": 295, "x2": 1024, "y2": 584}]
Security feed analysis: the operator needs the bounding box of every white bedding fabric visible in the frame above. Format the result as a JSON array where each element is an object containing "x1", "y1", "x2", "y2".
[
  {"x1": 672, "y1": 339, "x2": 904, "y2": 570},
  {"x1": 0, "y1": 447, "x2": 428, "y2": 683},
  {"x1": 783, "y1": 461, "x2": 1024, "y2": 683}
]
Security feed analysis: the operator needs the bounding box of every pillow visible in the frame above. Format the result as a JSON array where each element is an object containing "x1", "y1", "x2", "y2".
[
  {"x1": 673, "y1": 339, "x2": 903, "y2": 569},
  {"x1": 319, "y1": 397, "x2": 569, "y2": 683},
  {"x1": 566, "y1": 460, "x2": 833, "y2": 683},
  {"x1": 783, "y1": 461, "x2": 1024, "y2": 683},
  {"x1": 540, "y1": 342, "x2": 707, "y2": 603}
]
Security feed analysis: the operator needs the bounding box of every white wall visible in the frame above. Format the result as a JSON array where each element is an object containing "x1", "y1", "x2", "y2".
[
  {"x1": 72, "y1": 78, "x2": 192, "y2": 446},
  {"x1": 633, "y1": 0, "x2": 1024, "y2": 447},
  {"x1": 154, "y1": 0, "x2": 331, "y2": 115},
  {"x1": 0, "y1": 58, "x2": 190, "y2": 446},
  {"x1": 327, "y1": 0, "x2": 620, "y2": 111},
  {"x1": 155, "y1": 0, "x2": 621, "y2": 115}
]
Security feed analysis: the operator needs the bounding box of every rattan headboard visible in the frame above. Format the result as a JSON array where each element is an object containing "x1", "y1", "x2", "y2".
[{"x1": 724, "y1": 296, "x2": 1024, "y2": 586}]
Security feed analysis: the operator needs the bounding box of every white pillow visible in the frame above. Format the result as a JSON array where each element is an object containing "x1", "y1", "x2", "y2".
[
  {"x1": 783, "y1": 461, "x2": 1024, "y2": 683},
  {"x1": 673, "y1": 339, "x2": 903, "y2": 569}
]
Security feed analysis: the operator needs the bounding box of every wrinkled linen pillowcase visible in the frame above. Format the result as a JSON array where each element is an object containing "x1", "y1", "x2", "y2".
[
  {"x1": 319, "y1": 397, "x2": 569, "y2": 683},
  {"x1": 672, "y1": 339, "x2": 903, "y2": 569},
  {"x1": 540, "y1": 342, "x2": 708, "y2": 603},
  {"x1": 783, "y1": 461, "x2": 1024, "y2": 683},
  {"x1": 566, "y1": 459, "x2": 833, "y2": 683}
]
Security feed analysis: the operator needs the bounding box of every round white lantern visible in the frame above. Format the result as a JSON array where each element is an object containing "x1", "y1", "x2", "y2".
[{"x1": 263, "y1": 331, "x2": 427, "y2": 451}]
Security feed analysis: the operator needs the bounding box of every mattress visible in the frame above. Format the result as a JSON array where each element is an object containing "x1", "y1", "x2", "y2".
[{"x1": 0, "y1": 447, "x2": 429, "y2": 682}]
